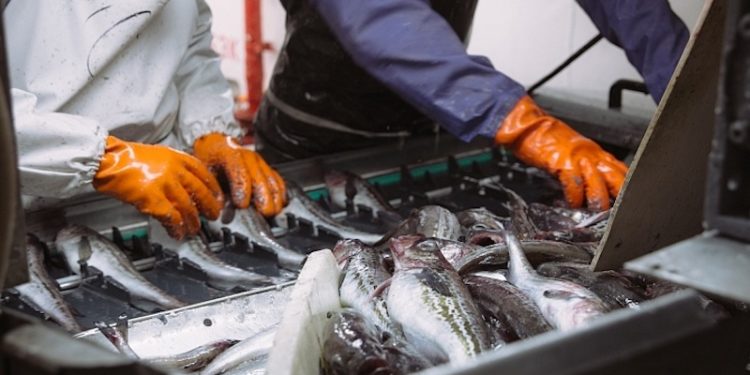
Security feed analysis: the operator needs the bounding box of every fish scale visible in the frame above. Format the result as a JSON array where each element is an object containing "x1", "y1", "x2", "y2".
[
  {"x1": 387, "y1": 236, "x2": 490, "y2": 363},
  {"x1": 334, "y1": 239, "x2": 395, "y2": 333}
]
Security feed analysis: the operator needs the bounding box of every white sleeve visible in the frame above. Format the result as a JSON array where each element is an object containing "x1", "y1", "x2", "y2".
[
  {"x1": 12, "y1": 89, "x2": 107, "y2": 198},
  {"x1": 173, "y1": 0, "x2": 243, "y2": 146}
]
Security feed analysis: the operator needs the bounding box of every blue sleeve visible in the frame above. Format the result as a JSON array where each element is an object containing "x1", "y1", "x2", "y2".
[
  {"x1": 308, "y1": 0, "x2": 526, "y2": 142},
  {"x1": 576, "y1": 0, "x2": 689, "y2": 102}
]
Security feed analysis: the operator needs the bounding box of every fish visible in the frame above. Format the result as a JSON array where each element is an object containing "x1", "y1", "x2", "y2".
[
  {"x1": 147, "y1": 340, "x2": 239, "y2": 372},
  {"x1": 454, "y1": 240, "x2": 592, "y2": 274},
  {"x1": 56, "y1": 225, "x2": 186, "y2": 311},
  {"x1": 536, "y1": 262, "x2": 647, "y2": 310},
  {"x1": 219, "y1": 358, "x2": 267, "y2": 375},
  {"x1": 527, "y1": 203, "x2": 608, "y2": 243},
  {"x1": 333, "y1": 239, "x2": 395, "y2": 333},
  {"x1": 417, "y1": 238, "x2": 481, "y2": 271},
  {"x1": 13, "y1": 235, "x2": 82, "y2": 333},
  {"x1": 174, "y1": 236, "x2": 274, "y2": 291},
  {"x1": 505, "y1": 232, "x2": 608, "y2": 331},
  {"x1": 495, "y1": 184, "x2": 539, "y2": 239},
  {"x1": 208, "y1": 204, "x2": 306, "y2": 270},
  {"x1": 321, "y1": 309, "x2": 430, "y2": 375},
  {"x1": 96, "y1": 321, "x2": 237, "y2": 371},
  {"x1": 324, "y1": 170, "x2": 402, "y2": 225},
  {"x1": 464, "y1": 274, "x2": 552, "y2": 342},
  {"x1": 527, "y1": 203, "x2": 579, "y2": 231},
  {"x1": 389, "y1": 205, "x2": 462, "y2": 241},
  {"x1": 456, "y1": 208, "x2": 507, "y2": 234},
  {"x1": 275, "y1": 183, "x2": 384, "y2": 244},
  {"x1": 386, "y1": 235, "x2": 491, "y2": 363},
  {"x1": 201, "y1": 326, "x2": 276, "y2": 375}
]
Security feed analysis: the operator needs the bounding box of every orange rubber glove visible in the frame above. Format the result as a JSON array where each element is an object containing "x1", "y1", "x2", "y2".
[
  {"x1": 93, "y1": 136, "x2": 224, "y2": 239},
  {"x1": 193, "y1": 133, "x2": 286, "y2": 216},
  {"x1": 495, "y1": 96, "x2": 628, "y2": 211}
]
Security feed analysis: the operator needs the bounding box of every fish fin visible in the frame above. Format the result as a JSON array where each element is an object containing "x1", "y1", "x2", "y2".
[
  {"x1": 369, "y1": 277, "x2": 392, "y2": 300},
  {"x1": 543, "y1": 289, "x2": 582, "y2": 300}
]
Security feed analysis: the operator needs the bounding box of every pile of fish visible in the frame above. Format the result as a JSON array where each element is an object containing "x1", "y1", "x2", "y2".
[
  {"x1": 7, "y1": 169, "x2": 726, "y2": 374},
  {"x1": 316, "y1": 174, "x2": 725, "y2": 374}
]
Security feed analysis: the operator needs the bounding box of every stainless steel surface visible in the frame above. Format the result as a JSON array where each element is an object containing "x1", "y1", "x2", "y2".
[
  {"x1": 76, "y1": 282, "x2": 293, "y2": 358},
  {"x1": 625, "y1": 232, "x2": 750, "y2": 304}
]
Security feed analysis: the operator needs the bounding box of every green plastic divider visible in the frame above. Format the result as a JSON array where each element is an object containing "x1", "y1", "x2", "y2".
[
  {"x1": 120, "y1": 227, "x2": 149, "y2": 241},
  {"x1": 303, "y1": 150, "x2": 494, "y2": 201}
]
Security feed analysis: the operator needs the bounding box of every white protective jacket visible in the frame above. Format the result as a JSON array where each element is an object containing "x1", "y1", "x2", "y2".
[{"x1": 6, "y1": 0, "x2": 242, "y2": 207}]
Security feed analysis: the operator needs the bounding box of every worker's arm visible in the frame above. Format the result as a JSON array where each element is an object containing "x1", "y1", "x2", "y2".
[
  {"x1": 308, "y1": 0, "x2": 526, "y2": 142},
  {"x1": 13, "y1": 89, "x2": 222, "y2": 239},
  {"x1": 576, "y1": 0, "x2": 690, "y2": 102},
  {"x1": 309, "y1": 0, "x2": 626, "y2": 211},
  {"x1": 182, "y1": 0, "x2": 286, "y2": 215},
  {"x1": 12, "y1": 89, "x2": 107, "y2": 199},
  {"x1": 173, "y1": 0, "x2": 242, "y2": 146}
]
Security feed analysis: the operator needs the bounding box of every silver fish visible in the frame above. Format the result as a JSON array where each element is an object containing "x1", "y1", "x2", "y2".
[
  {"x1": 321, "y1": 309, "x2": 430, "y2": 375},
  {"x1": 387, "y1": 235, "x2": 491, "y2": 363},
  {"x1": 390, "y1": 205, "x2": 461, "y2": 241},
  {"x1": 464, "y1": 274, "x2": 552, "y2": 342},
  {"x1": 147, "y1": 340, "x2": 238, "y2": 371},
  {"x1": 455, "y1": 239, "x2": 592, "y2": 274},
  {"x1": 56, "y1": 225, "x2": 185, "y2": 311},
  {"x1": 505, "y1": 232, "x2": 608, "y2": 331},
  {"x1": 96, "y1": 321, "x2": 238, "y2": 371},
  {"x1": 324, "y1": 170, "x2": 402, "y2": 224},
  {"x1": 456, "y1": 208, "x2": 507, "y2": 233},
  {"x1": 393, "y1": 237, "x2": 479, "y2": 272},
  {"x1": 14, "y1": 235, "x2": 82, "y2": 333},
  {"x1": 536, "y1": 262, "x2": 646, "y2": 310},
  {"x1": 495, "y1": 184, "x2": 539, "y2": 239},
  {"x1": 333, "y1": 239, "x2": 395, "y2": 333},
  {"x1": 220, "y1": 358, "x2": 267, "y2": 375},
  {"x1": 208, "y1": 205, "x2": 306, "y2": 270},
  {"x1": 174, "y1": 236, "x2": 274, "y2": 291},
  {"x1": 275, "y1": 183, "x2": 384, "y2": 244},
  {"x1": 201, "y1": 326, "x2": 276, "y2": 375}
]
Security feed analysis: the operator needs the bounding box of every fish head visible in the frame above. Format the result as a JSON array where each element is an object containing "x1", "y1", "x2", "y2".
[
  {"x1": 389, "y1": 235, "x2": 450, "y2": 270},
  {"x1": 466, "y1": 229, "x2": 505, "y2": 246},
  {"x1": 333, "y1": 239, "x2": 366, "y2": 266}
]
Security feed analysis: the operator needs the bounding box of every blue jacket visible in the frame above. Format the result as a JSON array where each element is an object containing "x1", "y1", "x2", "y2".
[{"x1": 307, "y1": 0, "x2": 689, "y2": 142}]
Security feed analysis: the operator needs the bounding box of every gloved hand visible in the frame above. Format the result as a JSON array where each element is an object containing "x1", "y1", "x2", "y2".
[
  {"x1": 93, "y1": 136, "x2": 223, "y2": 239},
  {"x1": 193, "y1": 133, "x2": 286, "y2": 216},
  {"x1": 495, "y1": 96, "x2": 628, "y2": 211}
]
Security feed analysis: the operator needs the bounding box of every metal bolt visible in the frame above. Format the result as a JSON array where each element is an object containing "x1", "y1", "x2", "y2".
[
  {"x1": 729, "y1": 120, "x2": 749, "y2": 144},
  {"x1": 727, "y1": 176, "x2": 740, "y2": 192}
]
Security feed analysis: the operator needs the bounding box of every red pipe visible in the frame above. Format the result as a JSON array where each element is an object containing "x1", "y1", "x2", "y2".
[{"x1": 242, "y1": 0, "x2": 265, "y2": 122}]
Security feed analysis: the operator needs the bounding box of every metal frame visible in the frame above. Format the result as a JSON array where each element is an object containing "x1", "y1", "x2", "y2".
[
  {"x1": 627, "y1": 0, "x2": 750, "y2": 305},
  {"x1": 705, "y1": 0, "x2": 750, "y2": 242}
]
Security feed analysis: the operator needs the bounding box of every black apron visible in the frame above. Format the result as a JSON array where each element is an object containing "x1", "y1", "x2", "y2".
[{"x1": 255, "y1": 0, "x2": 478, "y2": 161}]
